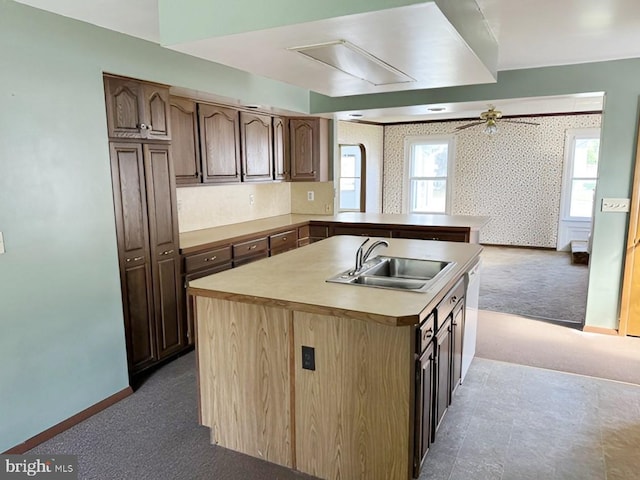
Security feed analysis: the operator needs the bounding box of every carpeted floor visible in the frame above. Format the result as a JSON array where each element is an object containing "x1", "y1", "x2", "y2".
[
  {"x1": 475, "y1": 310, "x2": 640, "y2": 385},
  {"x1": 478, "y1": 245, "x2": 589, "y2": 325}
]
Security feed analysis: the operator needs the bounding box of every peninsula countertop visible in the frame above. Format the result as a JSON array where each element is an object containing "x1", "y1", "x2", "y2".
[
  {"x1": 188, "y1": 235, "x2": 482, "y2": 326},
  {"x1": 179, "y1": 212, "x2": 490, "y2": 252}
]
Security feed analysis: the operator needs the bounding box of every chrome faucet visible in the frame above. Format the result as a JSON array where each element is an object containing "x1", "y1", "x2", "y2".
[{"x1": 352, "y1": 238, "x2": 389, "y2": 274}]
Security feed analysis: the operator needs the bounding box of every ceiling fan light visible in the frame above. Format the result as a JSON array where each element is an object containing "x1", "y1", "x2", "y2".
[{"x1": 484, "y1": 119, "x2": 498, "y2": 135}]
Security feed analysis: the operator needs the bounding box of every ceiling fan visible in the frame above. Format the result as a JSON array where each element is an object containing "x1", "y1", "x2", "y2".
[{"x1": 454, "y1": 105, "x2": 540, "y2": 135}]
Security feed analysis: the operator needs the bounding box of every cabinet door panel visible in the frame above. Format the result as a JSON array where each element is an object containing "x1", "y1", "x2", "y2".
[
  {"x1": 143, "y1": 84, "x2": 171, "y2": 140},
  {"x1": 273, "y1": 116, "x2": 288, "y2": 180},
  {"x1": 144, "y1": 144, "x2": 185, "y2": 357},
  {"x1": 170, "y1": 98, "x2": 200, "y2": 184},
  {"x1": 415, "y1": 345, "x2": 434, "y2": 477},
  {"x1": 451, "y1": 301, "x2": 465, "y2": 396},
  {"x1": 110, "y1": 143, "x2": 156, "y2": 372},
  {"x1": 199, "y1": 104, "x2": 241, "y2": 183},
  {"x1": 434, "y1": 320, "x2": 452, "y2": 438},
  {"x1": 124, "y1": 263, "x2": 156, "y2": 369},
  {"x1": 105, "y1": 77, "x2": 143, "y2": 139},
  {"x1": 289, "y1": 118, "x2": 318, "y2": 181},
  {"x1": 240, "y1": 112, "x2": 273, "y2": 181}
]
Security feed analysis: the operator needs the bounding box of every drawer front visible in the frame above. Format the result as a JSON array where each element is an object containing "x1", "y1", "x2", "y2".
[
  {"x1": 184, "y1": 246, "x2": 232, "y2": 273},
  {"x1": 309, "y1": 225, "x2": 329, "y2": 238},
  {"x1": 437, "y1": 278, "x2": 465, "y2": 329},
  {"x1": 417, "y1": 313, "x2": 436, "y2": 353},
  {"x1": 233, "y1": 237, "x2": 268, "y2": 259},
  {"x1": 298, "y1": 225, "x2": 310, "y2": 240},
  {"x1": 269, "y1": 230, "x2": 297, "y2": 251},
  {"x1": 233, "y1": 252, "x2": 269, "y2": 267},
  {"x1": 332, "y1": 226, "x2": 392, "y2": 237},
  {"x1": 392, "y1": 229, "x2": 469, "y2": 243},
  {"x1": 297, "y1": 237, "x2": 311, "y2": 247}
]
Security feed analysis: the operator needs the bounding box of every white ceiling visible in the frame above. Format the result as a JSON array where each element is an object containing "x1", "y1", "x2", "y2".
[{"x1": 14, "y1": 0, "x2": 640, "y2": 122}]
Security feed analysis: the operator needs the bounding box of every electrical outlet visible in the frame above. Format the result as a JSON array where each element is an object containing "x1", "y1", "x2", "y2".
[
  {"x1": 307, "y1": 191, "x2": 314, "y2": 201},
  {"x1": 302, "y1": 346, "x2": 315, "y2": 371},
  {"x1": 602, "y1": 198, "x2": 630, "y2": 212},
  {"x1": 0, "y1": 232, "x2": 5, "y2": 254},
  {"x1": 249, "y1": 194, "x2": 255, "y2": 206}
]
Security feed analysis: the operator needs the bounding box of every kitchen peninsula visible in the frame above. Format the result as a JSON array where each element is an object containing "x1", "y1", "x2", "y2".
[{"x1": 189, "y1": 235, "x2": 482, "y2": 479}]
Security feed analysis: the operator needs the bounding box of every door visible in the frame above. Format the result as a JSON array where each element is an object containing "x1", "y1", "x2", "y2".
[
  {"x1": 199, "y1": 104, "x2": 241, "y2": 183},
  {"x1": 144, "y1": 144, "x2": 185, "y2": 359},
  {"x1": 240, "y1": 111, "x2": 273, "y2": 182},
  {"x1": 109, "y1": 143, "x2": 157, "y2": 372},
  {"x1": 620, "y1": 126, "x2": 640, "y2": 336},
  {"x1": 141, "y1": 84, "x2": 171, "y2": 140}
]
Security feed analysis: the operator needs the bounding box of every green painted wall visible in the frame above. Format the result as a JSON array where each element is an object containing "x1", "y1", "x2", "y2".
[
  {"x1": 0, "y1": 0, "x2": 309, "y2": 452},
  {"x1": 311, "y1": 61, "x2": 640, "y2": 330},
  {"x1": 158, "y1": 0, "x2": 430, "y2": 45}
]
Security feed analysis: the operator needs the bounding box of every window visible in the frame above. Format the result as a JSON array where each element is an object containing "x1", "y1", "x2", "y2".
[
  {"x1": 339, "y1": 144, "x2": 366, "y2": 212},
  {"x1": 562, "y1": 129, "x2": 600, "y2": 220},
  {"x1": 405, "y1": 136, "x2": 454, "y2": 214}
]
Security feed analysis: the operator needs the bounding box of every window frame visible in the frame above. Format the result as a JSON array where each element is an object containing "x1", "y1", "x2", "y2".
[
  {"x1": 560, "y1": 128, "x2": 601, "y2": 222},
  {"x1": 403, "y1": 135, "x2": 455, "y2": 215},
  {"x1": 338, "y1": 144, "x2": 366, "y2": 213}
]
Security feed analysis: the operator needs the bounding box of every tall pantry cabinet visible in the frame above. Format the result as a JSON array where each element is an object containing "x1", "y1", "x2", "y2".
[{"x1": 104, "y1": 75, "x2": 185, "y2": 377}]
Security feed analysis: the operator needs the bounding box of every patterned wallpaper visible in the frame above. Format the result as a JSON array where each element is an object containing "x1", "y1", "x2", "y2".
[
  {"x1": 338, "y1": 121, "x2": 384, "y2": 213},
  {"x1": 383, "y1": 114, "x2": 602, "y2": 247}
]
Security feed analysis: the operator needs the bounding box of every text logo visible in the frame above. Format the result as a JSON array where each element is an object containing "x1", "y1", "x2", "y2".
[{"x1": 0, "y1": 456, "x2": 77, "y2": 479}]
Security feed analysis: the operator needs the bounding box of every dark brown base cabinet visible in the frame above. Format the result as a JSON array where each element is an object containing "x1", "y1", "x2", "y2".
[
  {"x1": 414, "y1": 278, "x2": 466, "y2": 477},
  {"x1": 110, "y1": 142, "x2": 187, "y2": 377}
]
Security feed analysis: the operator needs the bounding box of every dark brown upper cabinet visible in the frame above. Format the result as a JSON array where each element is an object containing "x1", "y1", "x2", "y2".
[
  {"x1": 199, "y1": 104, "x2": 242, "y2": 184},
  {"x1": 169, "y1": 97, "x2": 201, "y2": 185},
  {"x1": 240, "y1": 111, "x2": 273, "y2": 182},
  {"x1": 289, "y1": 117, "x2": 329, "y2": 182},
  {"x1": 273, "y1": 116, "x2": 288, "y2": 181},
  {"x1": 104, "y1": 75, "x2": 171, "y2": 141}
]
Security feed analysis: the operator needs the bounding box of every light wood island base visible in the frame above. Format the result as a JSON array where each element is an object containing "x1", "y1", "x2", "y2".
[{"x1": 196, "y1": 296, "x2": 414, "y2": 479}]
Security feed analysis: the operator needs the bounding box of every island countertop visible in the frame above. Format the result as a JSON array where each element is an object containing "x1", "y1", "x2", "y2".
[
  {"x1": 188, "y1": 235, "x2": 482, "y2": 326},
  {"x1": 179, "y1": 212, "x2": 490, "y2": 252}
]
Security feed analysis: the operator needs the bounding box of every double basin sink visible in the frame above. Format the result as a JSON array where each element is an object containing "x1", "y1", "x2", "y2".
[{"x1": 326, "y1": 255, "x2": 456, "y2": 293}]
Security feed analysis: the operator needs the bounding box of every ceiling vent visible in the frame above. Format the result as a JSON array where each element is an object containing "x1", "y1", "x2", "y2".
[{"x1": 288, "y1": 40, "x2": 414, "y2": 86}]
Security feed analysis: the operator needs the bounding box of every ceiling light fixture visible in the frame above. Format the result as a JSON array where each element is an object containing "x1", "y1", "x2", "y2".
[
  {"x1": 483, "y1": 118, "x2": 498, "y2": 135},
  {"x1": 349, "y1": 113, "x2": 363, "y2": 118},
  {"x1": 288, "y1": 40, "x2": 414, "y2": 86},
  {"x1": 428, "y1": 107, "x2": 446, "y2": 112}
]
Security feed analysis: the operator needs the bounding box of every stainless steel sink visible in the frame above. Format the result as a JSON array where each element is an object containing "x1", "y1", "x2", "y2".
[{"x1": 326, "y1": 255, "x2": 456, "y2": 293}]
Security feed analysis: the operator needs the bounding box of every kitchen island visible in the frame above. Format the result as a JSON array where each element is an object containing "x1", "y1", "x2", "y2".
[{"x1": 189, "y1": 236, "x2": 482, "y2": 479}]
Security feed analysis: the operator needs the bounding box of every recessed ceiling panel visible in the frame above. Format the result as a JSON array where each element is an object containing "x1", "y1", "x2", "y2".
[{"x1": 167, "y1": 3, "x2": 498, "y2": 97}]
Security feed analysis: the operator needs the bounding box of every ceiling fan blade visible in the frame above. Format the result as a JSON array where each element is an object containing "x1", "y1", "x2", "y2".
[
  {"x1": 455, "y1": 121, "x2": 485, "y2": 131},
  {"x1": 502, "y1": 120, "x2": 540, "y2": 126}
]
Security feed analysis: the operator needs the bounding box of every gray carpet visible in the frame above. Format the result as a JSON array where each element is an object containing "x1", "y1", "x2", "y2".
[
  {"x1": 478, "y1": 245, "x2": 589, "y2": 325},
  {"x1": 30, "y1": 353, "x2": 317, "y2": 480}
]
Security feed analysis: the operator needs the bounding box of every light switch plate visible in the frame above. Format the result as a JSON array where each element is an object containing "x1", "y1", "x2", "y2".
[
  {"x1": 0, "y1": 232, "x2": 4, "y2": 254},
  {"x1": 602, "y1": 198, "x2": 630, "y2": 212},
  {"x1": 307, "y1": 191, "x2": 314, "y2": 201}
]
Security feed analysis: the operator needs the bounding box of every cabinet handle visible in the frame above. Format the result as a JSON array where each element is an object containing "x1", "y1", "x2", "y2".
[
  {"x1": 249, "y1": 245, "x2": 257, "y2": 250},
  {"x1": 451, "y1": 295, "x2": 458, "y2": 303},
  {"x1": 311, "y1": 170, "x2": 316, "y2": 175},
  {"x1": 282, "y1": 237, "x2": 287, "y2": 241},
  {"x1": 204, "y1": 255, "x2": 217, "y2": 262},
  {"x1": 160, "y1": 250, "x2": 174, "y2": 256},
  {"x1": 126, "y1": 256, "x2": 144, "y2": 262}
]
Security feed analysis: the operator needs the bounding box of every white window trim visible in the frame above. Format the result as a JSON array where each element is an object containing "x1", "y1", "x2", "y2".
[
  {"x1": 403, "y1": 135, "x2": 455, "y2": 214},
  {"x1": 560, "y1": 128, "x2": 601, "y2": 222}
]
